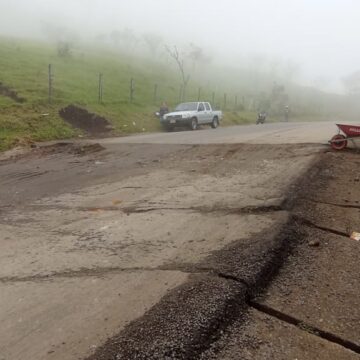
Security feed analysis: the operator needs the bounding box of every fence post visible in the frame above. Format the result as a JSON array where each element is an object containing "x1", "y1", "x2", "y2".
[
  {"x1": 198, "y1": 87, "x2": 201, "y2": 101},
  {"x1": 223, "y1": 93, "x2": 227, "y2": 111},
  {"x1": 153, "y1": 84, "x2": 158, "y2": 104},
  {"x1": 48, "y1": 64, "x2": 53, "y2": 104},
  {"x1": 234, "y1": 95, "x2": 238, "y2": 110},
  {"x1": 179, "y1": 85, "x2": 183, "y2": 102},
  {"x1": 130, "y1": 78, "x2": 135, "y2": 103},
  {"x1": 212, "y1": 91, "x2": 215, "y2": 105},
  {"x1": 98, "y1": 73, "x2": 103, "y2": 103}
]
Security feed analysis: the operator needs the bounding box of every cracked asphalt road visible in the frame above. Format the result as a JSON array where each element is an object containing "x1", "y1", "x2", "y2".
[
  {"x1": 200, "y1": 150, "x2": 360, "y2": 360},
  {"x1": 0, "y1": 123, "x2": 330, "y2": 360}
]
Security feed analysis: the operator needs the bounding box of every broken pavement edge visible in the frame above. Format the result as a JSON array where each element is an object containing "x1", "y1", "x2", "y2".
[{"x1": 85, "y1": 151, "x2": 324, "y2": 360}]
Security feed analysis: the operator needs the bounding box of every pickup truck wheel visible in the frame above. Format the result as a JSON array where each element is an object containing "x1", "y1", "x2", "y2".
[
  {"x1": 211, "y1": 117, "x2": 219, "y2": 129},
  {"x1": 190, "y1": 118, "x2": 198, "y2": 130}
]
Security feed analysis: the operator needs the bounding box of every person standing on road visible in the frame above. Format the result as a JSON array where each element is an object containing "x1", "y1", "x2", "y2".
[
  {"x1": 159, "y1": 102, "x2": 169, "y2": 119},
  {"x1": 284, "y1": 105, "x2": 289, "y2": 122}
]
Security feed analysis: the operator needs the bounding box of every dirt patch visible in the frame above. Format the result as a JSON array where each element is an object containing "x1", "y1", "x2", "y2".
[
  {"x1": 35, "y1": 142, "x2": 105, "y2": 156},
  {"x1": 0, "y1": 142, "x2": 104, "y2": 164},
  {"x1": 0, "y1": 82, "x2": 26, "y2": 103},
  {"x1": 59, "y1": 105, "x2": 113, "y2": 135}
]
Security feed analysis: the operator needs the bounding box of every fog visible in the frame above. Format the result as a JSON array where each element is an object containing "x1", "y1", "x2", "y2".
[{"x1": 1, "y1": 0, "x2": 359, "y2": 93}]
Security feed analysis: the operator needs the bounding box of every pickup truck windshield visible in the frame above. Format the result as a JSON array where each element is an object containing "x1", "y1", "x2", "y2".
[{"x1": 174, "y1": 102, "x2": 198, "y2": 111}]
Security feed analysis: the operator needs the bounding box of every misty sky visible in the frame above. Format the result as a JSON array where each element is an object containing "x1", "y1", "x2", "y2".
[{"x1": 1, "y1": 0, "x2": 359, "y2": 92}]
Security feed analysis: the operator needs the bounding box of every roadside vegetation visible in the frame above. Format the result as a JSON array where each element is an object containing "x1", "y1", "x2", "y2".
[
  {"x1": 0, "y1": 36, "x2": 256, "y2": 151},
  {"x1": 0, "y1": 35, "x2": 357, "y2": 151}
]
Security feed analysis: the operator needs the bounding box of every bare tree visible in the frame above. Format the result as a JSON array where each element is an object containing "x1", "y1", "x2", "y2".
[
  {"x1": 57, "y1": 41, "x2": 72, "y2": 58},
  {"x1": 41, "y1": 22, "x2": 79, "y2": 53},
  {"x1": 120, "y1": 28, "x2": 139, "y2": 54},
  {"x1": 110, "y1": 30, "x2": 122, "y2": 47},
  {"x1": 283, "y1": 60, "x2": 301, "y2": 83},
  {"x1": 342, "y1": 71, "x2": 360, "y2": 94},
  {"x1": 165, "y1": 45, "x2": 190, "y2": 101},
  {"x1": 143, "y1": 33, "x2": 162, "y2": 57},
  {"x1": 187, "y1": 43, "x2": 212, "y2": 71}
]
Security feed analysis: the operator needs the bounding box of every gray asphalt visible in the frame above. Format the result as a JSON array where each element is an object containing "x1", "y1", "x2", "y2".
[{"x1": 99, "y1": 121, "x2": 343, "y2": 145}]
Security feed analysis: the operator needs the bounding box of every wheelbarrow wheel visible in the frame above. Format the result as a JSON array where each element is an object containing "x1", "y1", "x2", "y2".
[{"x1": 331, "y1": 134, "x2": 347, "y2": 150}]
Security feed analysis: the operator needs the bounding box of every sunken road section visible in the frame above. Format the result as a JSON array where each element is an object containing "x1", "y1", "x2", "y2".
[
  {"x1": 86, "y1": 152, "x2": 324, "y2": 360},
  {"x1": 201, "y1": 149, "x2": 360, "y2": 360},
  {"x1": 0, "y1": 142, "x2": 325, "y2": 360}
]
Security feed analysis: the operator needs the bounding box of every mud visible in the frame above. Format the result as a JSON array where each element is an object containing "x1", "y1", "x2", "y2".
[
  {"x1": 36, "y1": 142, "x2": 105, "y2": 156},
  {"x1": 0, "y1": 82, "x2": 26, "y2": 103},
  {"x1": 59, "y1": 105, "x2": 113, "y2": 135},
  {"x1": 0, "y1": 141, "x2": 105, "y2": 165}
]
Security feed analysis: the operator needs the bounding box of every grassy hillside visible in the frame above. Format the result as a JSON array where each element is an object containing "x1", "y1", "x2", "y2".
[{"x1": 0, "y1": 37, "x2": 257, "y2": 151}]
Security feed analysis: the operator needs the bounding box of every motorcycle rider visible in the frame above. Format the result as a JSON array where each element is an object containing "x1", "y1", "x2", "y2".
[{"x1": 256, "y1": 111, "x2": 267, "y2": 124}]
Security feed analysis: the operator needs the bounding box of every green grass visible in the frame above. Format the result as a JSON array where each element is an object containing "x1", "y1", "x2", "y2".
[
  {"x1": 1, "y1": 36, "x2": 357, "y2": 152},
  {"x1": 0, "y1": 36, "x2": 258, "y2": 151},
  {"x1": 0, "y1": 105, "x2": 77, "y2": 151}
]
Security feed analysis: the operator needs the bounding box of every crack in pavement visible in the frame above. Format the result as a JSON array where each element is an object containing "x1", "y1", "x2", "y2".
[
  {"x1": 302, "y1": 198, "x2": 360, "y2": 210},
  {"x1": 249, "y1": 300, "x2": 360, "y2": 355},
  {"x1": 84, "y1": 153, "x2": 358, "y2": 360},
  {"x1": 159, "y1": 263, "x2": 252, "y2": 289},
  {"x1": 0, "y1": 264, "x2": 240, "y2": 284},
  {"x1": 122, "y1": 204, "x2": 284, "y2": 215},
  {"x1": 216, "y1": 272, "x2": 251, "y2": 290},
  {"x1": 293, "y1": 215, "x2": 349, "y2": 238},
  {"x1": 0, "y1": 266, "x2": 172, "y2": 284},
  {"x1": 6, "y1": 203, "x2": 285, "y2": 216},
  {"x1": 0, "y1": 263, "x2": 255, "y2": 289}
]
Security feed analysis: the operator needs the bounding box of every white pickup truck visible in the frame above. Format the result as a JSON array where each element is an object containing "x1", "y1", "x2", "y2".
[{"x1": 161, "y1": 102, "x2": 222, "y2": 131}]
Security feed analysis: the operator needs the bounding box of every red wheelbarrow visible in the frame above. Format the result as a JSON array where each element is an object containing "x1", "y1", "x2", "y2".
[{"x1": 329, "y1": 124, "x2": 360, "y2": 150}]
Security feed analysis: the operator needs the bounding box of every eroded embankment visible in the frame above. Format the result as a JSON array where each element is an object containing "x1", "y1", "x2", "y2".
[
  {"x1": 85, "y1": 151, "x2": 324, "y2": 360},
  {"x1": 59, "y1": 105, "x2": 113, "y2": 135}
]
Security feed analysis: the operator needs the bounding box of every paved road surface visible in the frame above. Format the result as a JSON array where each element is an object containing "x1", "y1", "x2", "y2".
[
  {"x1": 100, "y1": 121, "x2": 347, "y2": 145},
  {"x1": 0, "y1": 121, "x2": 346, "y2": 360}
]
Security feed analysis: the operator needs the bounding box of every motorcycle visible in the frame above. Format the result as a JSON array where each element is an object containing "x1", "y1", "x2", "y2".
[{"x1": 256, "y1": 112, "x2": 267, "y2": 125}]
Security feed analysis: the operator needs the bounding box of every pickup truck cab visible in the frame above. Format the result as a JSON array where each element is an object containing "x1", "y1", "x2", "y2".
[{"x1": 161, "y1": 102, "x2": 222, "y2": 131}]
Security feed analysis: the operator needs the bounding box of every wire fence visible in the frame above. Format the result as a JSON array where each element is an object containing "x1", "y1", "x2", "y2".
[{"x1": 46, "y1": 63, "x2": 260, "y2": 112}]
